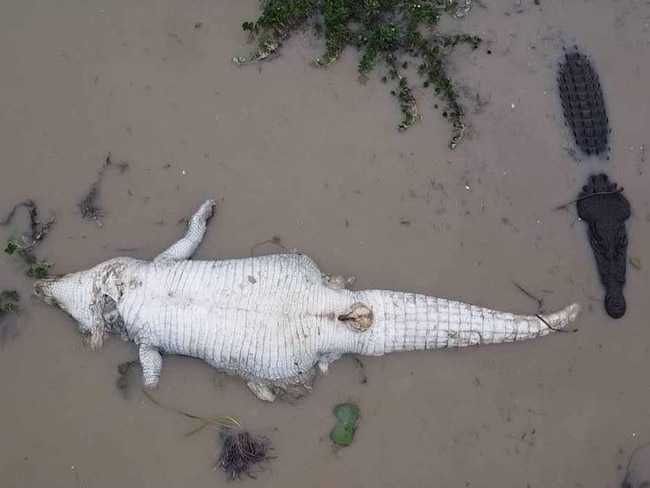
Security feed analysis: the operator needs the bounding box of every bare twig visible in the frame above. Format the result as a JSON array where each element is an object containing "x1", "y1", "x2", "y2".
[
  {"x1": 250, "y1": 235, "x2": 286, "y2": 257},
  {"x1": 512, "y1": 281, "x2": 544, "y2": 313},
  {"x1": 555, "y1": 188, "x2": 623, "y2": 211}
]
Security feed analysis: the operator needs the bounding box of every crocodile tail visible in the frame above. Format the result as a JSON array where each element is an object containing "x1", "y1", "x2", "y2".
[{"x1": 350, "y1": 290, "x2": 581, "y2": 355}]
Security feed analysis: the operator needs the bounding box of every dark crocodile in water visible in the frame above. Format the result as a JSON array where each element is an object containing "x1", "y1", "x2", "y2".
[
  {"x1": 576, "y1": 174, "x2": 630, "y2": 319},
  {"x1": 557, "y1": 46, "x2": 610, "y2": 157},
  {"x1": 556, "y1": 43, "x2": 631, "y2": 318},
  {"x1": 621, "y1": 443, "x2": 650, "y2": 488}
]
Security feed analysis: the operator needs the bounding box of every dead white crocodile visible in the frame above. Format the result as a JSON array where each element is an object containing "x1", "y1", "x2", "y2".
[{"x1": 34, "y1": 199, "x2": 581, "y2": 401}]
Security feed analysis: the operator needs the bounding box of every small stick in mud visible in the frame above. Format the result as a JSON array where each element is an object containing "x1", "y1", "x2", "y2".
[
  {"x1": 250, "y1": 235, "x2": 286, "y2": 257},
  {"x1": 555, "y1": 188, "x2": 623, "y2": 211},
  {"x1": 513, "y1": 281, "x2": 577, "y2": 333},
  {"x1": 512, "y1": 281, "x2": 544, "y2": 312}
]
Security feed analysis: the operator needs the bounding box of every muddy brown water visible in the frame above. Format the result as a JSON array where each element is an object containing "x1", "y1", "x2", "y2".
[{"x1": 1, "y1": 0, "x2": 649, "y2": 486}]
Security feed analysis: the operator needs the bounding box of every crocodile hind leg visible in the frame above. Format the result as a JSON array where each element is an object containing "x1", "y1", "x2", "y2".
[
  {"x1": 323, "y1": 274, "x2": 357, "y2": 289},
  {"x1": 139, "y1": 344, "x2": 163, "y2": 388},
  {"x1": 154, "y1": 199, "x2": 216, "y2": 263},
  {"x1": 245, "y1": 369, "x2": 316, "y2": 403}
]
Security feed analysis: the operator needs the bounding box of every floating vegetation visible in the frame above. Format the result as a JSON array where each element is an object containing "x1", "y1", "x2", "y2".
[
  {"x1": 0, "y1": 290, "x2": 20, "y2": 316},
  {"x1": 78, "y1": 151, "x2": 130, "y2": 226},
  {"x1": 234, "y1": 0, "x2": 481, "y2": 148},
  {"x1": 329, "y1": 402, "x2": 360, "y2": 446},
  {"x1": 78, "y1": 182, "x2": 105, "y2": 225},
  {"x1": 1, "y1": 200, "x2": 54, "y2": 278},
  {"x1": 4, "y1": 236, "x2": 53, "y2": 279},
  {"x1": 140, "y1": 389, "x2": 272, "y2": 481}
]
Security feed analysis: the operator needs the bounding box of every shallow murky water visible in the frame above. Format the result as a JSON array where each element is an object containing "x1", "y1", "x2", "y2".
[{"x1": 1, "y1": 0, "x2": 649, "y2": 486}]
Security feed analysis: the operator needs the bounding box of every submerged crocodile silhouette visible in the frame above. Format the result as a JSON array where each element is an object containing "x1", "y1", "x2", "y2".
[{"x1": 557, "y1": 44, "x2": 631, "y2": 319}]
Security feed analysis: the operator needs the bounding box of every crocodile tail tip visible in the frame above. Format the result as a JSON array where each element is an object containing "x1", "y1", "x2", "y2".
[
  {"x1": 565, "y1": 302, "x2": 581, "y2": 324},
  {"x1": 539, "y1": 302, "x2": 581, "y2": 332}
]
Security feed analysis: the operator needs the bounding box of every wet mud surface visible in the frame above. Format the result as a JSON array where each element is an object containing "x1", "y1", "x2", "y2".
[{"x1": 1, "y1": 1, "x2": 649, "y2": 487}]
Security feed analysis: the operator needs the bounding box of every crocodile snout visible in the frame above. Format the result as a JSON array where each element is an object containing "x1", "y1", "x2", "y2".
[{"x1": 33, "y1": 276, "x2": 61, "y2": 306}]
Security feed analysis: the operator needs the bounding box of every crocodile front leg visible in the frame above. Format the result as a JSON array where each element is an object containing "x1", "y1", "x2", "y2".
[
  {"x1": 139, "y1": 344, "x2": 163, "y2": 388},
  {"x1": 154, "y1": 199, "x2": 216, "y2": 262}
]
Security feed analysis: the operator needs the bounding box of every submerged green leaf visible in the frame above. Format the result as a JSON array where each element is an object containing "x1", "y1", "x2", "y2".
[{"x1": 330, "y1": 402, "x2": 360, "y2": 446}]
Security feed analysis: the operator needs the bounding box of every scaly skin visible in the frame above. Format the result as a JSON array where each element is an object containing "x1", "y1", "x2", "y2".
[{"x1": 34, "y1": 199, "x2": 581, "y2": 402}]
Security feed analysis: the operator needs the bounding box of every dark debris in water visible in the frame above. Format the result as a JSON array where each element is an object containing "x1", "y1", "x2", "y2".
[
  {"x1": 115, "y1": 359, "x2": 140, "y2": 397},
  {"x1": 0, "y1": 290, "x2": 20, "y2": 315},
  {"x1": 1, "y1": 200, "x2": 54, "y2": 278},
  {"x1": 78, "y1": 182, "x2": 105, "y2": 224},
  {"x1": 139, "y1": 388, "x2": 273, "y2": 481},
  {"x1": 217, "y1": 427, "x2": 272, "y2": 481},
  {"x1": 0, "y1": 290, "x2": 20, "y2": 347},
  {"x1": 78, "y1": 151, "x2": 131, "y2": 226}
]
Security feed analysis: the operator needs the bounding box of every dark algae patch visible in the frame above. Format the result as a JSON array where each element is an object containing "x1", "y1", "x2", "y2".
[
  {"x1": 329, "y1": 402, "x2": 360, "y2": 446},
  {"x1": 234, "y1": 0, "x2": 482, "y2": 148}
]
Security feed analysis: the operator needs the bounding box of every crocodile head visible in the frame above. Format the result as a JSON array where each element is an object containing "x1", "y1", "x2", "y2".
[{"x1": 34, "y1": 269, "x2": 103, "y2": 347}]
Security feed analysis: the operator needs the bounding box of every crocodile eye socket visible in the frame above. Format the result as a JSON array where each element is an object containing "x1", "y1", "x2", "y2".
[{"x1": 605, "y1": 291, "x2": 626, "y2": 319}]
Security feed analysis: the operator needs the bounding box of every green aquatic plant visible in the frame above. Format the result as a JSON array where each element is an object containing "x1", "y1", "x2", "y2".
[
  {"x1": 4, "y1": 237, "x2": 53, "y2": 279},
  {"x1": 234, "y1": 0, "x2": 481, "y2": 148},
  {"x1": 329, "y1": 402, "x2": 360, "y2": 446}
]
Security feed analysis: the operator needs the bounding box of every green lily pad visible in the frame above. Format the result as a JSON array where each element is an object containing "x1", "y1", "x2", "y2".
[
  {"x1": 329, "y1": 402, "x2": 360, "y2": 447},
  {"x1": 330, "y1": 422, "x2": 355, "y2": 446},
  {"x1": 333, "y1": 403, "x2": 359, "y2": 424}
]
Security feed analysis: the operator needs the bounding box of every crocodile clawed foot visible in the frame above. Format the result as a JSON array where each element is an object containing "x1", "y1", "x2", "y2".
[
  {"x1": 246, "y1": 379, "x2": 277, "y2": 402},
  {"x1": 324, "y1": 274, "x2": 357, "y2": 290},
  {"x1": 580, "y1": 173, "x2": 616, "y2": 196},
  {"x1": 194, "y1": 199, "x2": 216, "y2": 222}
]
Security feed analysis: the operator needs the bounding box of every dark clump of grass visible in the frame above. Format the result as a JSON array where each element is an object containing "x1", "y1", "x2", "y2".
[
  {"x1": 1, "y1": 200, "x2": 54, "y2": 279},
  {"x1": 217, "y1": 427, "x2": 272, "y2": 481},
  {"x1": 234, "y1": 0, "x2": 481, "y2": 148},
  {"x1": 140, "y1": 388, "x2": 273, "y2": 481}
]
